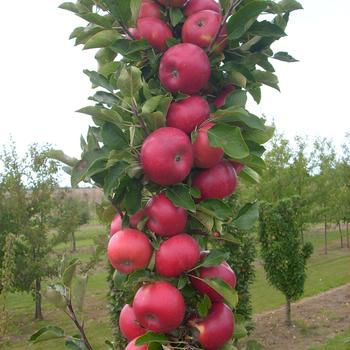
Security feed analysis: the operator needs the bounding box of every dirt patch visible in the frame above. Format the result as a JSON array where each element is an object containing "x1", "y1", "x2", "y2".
[{"x1": 248, "y1": 284, "x2": 350, "y2": 350}]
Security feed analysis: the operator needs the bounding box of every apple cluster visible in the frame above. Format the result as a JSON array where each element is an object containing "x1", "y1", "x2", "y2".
[{"x1": 107, "y1": 1, "x2": 242, "y2": 349}]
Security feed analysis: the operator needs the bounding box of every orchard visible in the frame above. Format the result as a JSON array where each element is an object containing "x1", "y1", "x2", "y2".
[{"x1": 45, "y1": 0, "x2": 301, "y2": 349}]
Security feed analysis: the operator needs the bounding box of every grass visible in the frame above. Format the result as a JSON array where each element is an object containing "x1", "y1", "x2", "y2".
[
  {"x1": 308, "y1": 329, "x2": 350, "y2": 350},
  {"x1": 1, "y1": 224, "x2": 349, "y2": 349}
]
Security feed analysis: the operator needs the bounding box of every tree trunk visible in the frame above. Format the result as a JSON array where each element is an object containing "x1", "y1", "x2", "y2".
[
  {"x1": 347, "y1": 221, "x2": 349, "y2": 249},
  {"x1": 338, "y1": 222, "x2": 343, "y2": 248},
  {"x1": 285, "y1": 297, "x2": 292, "y2": 326},
  {"x1": 324, "y1": 218, "x2": 328, "y2": 255},
  {"x1": 71, "y1": 232, "x2": 77, "y2": 253},
  {"x1": 34, "y1": 278, "x2": 43, "y2": 320}
]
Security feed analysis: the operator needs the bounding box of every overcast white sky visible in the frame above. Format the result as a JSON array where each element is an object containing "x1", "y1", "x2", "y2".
[{"x1": 1, "y1": 0, "x2": 349, "y2": 185}]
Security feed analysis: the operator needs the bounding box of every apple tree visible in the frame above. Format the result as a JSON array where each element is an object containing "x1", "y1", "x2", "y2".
[{"x1": 40, "y1": 0, "x2": 302, "y2": 348}]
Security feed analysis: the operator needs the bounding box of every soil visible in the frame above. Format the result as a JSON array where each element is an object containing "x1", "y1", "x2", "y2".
[{"x1": 247, "y1": 284, "x2": 350, "y2": 350}]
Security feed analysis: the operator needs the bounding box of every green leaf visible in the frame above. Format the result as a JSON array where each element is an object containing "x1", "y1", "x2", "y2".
[
  {"x1": 224, "y1": 90, "x2": 247, "y2": 109},
  {"x1": 233, "y1": 202, "x2": 259, "y2": 230},
  {"x1": 43, "y1": 287, "x2": 67, "y2": 310},
  {"x1": 197, "y1": 295, "x2": 212, "y2": 318},
  {"x1": 90, "y1": 91, "x2": 119, "y2": 105},
  {"x1": 62, "y1": 258, "x2": 80, "y2": 288},
  {"x1": 252, "y1": 70, "x2": 280, "y2": 91},
  {"x1": 238, "y1": 166, "x2": 260, "y2": 184},
  {"x1": 83, "y1": 70, "x2": 114, "y2": 92},
  {"x1": 72, "y1": 275, "x2": 88, "y2": 312},
  {"x1": 170, "y1": 8, "x2": 184, "y2": 27},
  {"x1": 103, "y1": 163, "x2": 128, "y2": 195},
  {"x1": 130, "y1": 0, "x2": 142, "y2": 25},
  {"x1": 227, "y1": 1, "x2": 268, "y2": 40},
  {"x1": 219, "y1": 0, "x2": 231, "y2": 13},
  {"x1": 117, "y1": 66, "x2": 142, "y2": 97},
  {"x1": 199, "y1": 199, "x2": 233, "y2": 221},
  {"x1": 234, "y1": 323, "x2": 248, "y2": 340},
  {"x1": 65, "y1": 337, "x2": 88, "y2": 350},
  {"x1": 84, "y1": 29, "x2": 120, "y2": 49},
  {"x1": 203, "y1": 278, "x2": 239, "y2": 309},
  {"x1": 101, "y1": 122, "x2": 128, "y2": 150},
  {"x1": 77, "y1": 106, "x2": 122, "y2": 125},
  {"x1": 29, "y1": 326, "x2": 65, "y2": 344},
  {"x1": 197, "y1": 250, "x2": 230, "y2": 268},
  {"x1": 104, "y1": 0, "x2": 132, "y2": 22},
  {"x1": 243, "y1": 125, "x2": 275, "y2": 144},
  {"x1": 273, "y1": 51, "x2": 298, "y2": 62},
  {"x1": 142, "y1": 96, "x2": 163, "y2": 114},
  {"x1": 229, "y1": 71, "x2": 247, "y2": 88},
  {"x1": 177, "y1": 275, "x2": 189, "y2": 289},
  {"x1": 59, "y1": 2, "x2": 79, "y2": 13},
  {"x1": 78, "y1": 13, "x2": 113, "y2": 28},
  {"x1": 277, "y1": 0, "x2": 303, "y2": 13},
  {"x1": 208, "y1": 124, "x2": 250, "y2": 159},
  {"x1": 249, "y1": 20, "x2": 286, "y2": 37},
  {"x1": 166, "y1": 184, "x2": 196, "y2": 212},
  {"x1": 236, "y1": 154, "x2": 266, "y2": 175},
  {"x1": 143, "y1": 111, "x2": 166, "y2": 132},
  {"x1": 247, "y1": 85, "x2": 262, "y2": 104},
  {"x1": 136, "y1": 332, "x2": 168, "y2": 345},
  {"x1": 212, "y1": 232, "x2": 240, "y2": 244},
  {"x1": 125, "y1": 178, "x2": 142, "y2": 214},
  {"x1": 192, "y1": 210, "x2": 214, "y2": 231}
]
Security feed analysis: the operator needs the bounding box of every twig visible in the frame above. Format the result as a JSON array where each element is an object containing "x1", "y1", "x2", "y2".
[
  {"x1": 207, "y1": 0, "x2": 242, "y2": 53},
  {"x1": 131, "y1": 99, "x2": 150, "y2": 136},
  {"x1": 118, "y1": 21, "x2": 136, "y2": 40}
]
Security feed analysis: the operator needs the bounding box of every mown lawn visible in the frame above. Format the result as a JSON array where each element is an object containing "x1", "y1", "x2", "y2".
[{"x1": 1, "y1": 224, "x2": 349, "y2": 349}]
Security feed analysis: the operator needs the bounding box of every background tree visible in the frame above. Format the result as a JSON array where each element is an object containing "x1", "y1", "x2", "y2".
[{"x1": 259, "y1": 196, "x2": 313, "y2": 326}]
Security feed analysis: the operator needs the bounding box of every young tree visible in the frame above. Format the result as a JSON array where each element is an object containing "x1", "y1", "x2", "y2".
[{"x1": 259, "y1": 197, "x2": 313, "y2": 326}]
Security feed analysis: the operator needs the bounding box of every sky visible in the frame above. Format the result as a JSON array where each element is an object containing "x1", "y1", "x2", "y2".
[{"x1": 0, "y1": 0, "x2": 350, "y2": 185}]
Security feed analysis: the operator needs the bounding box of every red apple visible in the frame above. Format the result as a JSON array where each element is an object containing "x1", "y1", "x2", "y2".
[
  {"x1": 158, "y1": 0, "x2": 187, "y2": 7},
  {"x1": 139, "y1": 0, "x2": 162, "y2": 19},
  {"x1": 133, "y1": 281, "x2": 185, "y2": 333},
  {"x1": 137, "y1": 17, "x2": 173, "y2": 51},
  {"x1": 119, "y1": 304, "x2": 146, "y2": 341},
  {"x1": 146, "y1": 193, "x2": 187, "y2": 236},
  {"x1": 166, "y1": 96, "x2": 210, "y2": 134},
  {"x1": 110, "y1": 214, "x2": 123, "y2": 237},
  {"x1": 159, "y1": 43, "x2": 211, "y2": 94},
  {"x1": 155, "y1": 234, "x2": 200, "y2": 277},
  {"x1": 107, "y1": 228, "x2": 152, "y2": 274},
  {"x1": 127, "y1": 28, "x2": 142, "y2": 40},
  {"x1": 182, "y1": 10, "x2": 227, "y2": 51},
  {"x1": 193, "y1": 122, "x2": 224, "y2": 168},
  {"x1": 192, "y1": 161, "x2": 237, "y2": 200},
  {"x1": 230, "y1": 161, "x2": 245, "y2": 174},
  {"x1": 141, "y1": 127, "x2": 193, "y2": 185},
  {"x1": 184, "y1": 0, "x2": 221, "y2": 16},
  {"x1": 190, "y1": 261, "x2": 236, "y2": 302},
  {"x1": 125, "y1": 338, "x2": 148, "y2": 350},
  {"x1": 213, "y1": 84, "x2": 236, "y2": 109},
  {"x1": 191, "y1": 303, "x2": 234, "y2": 350}
]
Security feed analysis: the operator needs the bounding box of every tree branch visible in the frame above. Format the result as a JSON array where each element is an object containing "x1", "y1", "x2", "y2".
[
  {"x1": 207, "y1": 0, "x2": 242, "y2": 53},
  {"x1": 131, "y1": 99, "x2": 150, "y2": 136}
]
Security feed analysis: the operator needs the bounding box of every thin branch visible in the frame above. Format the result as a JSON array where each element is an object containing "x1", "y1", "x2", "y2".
[
  {"x1": 207, "y1": 0, "x2": 242, "y2": 53},
  {"x1": 131, "y1": 99, "x2": 150, "y2": 136},
  {"x1": 118, "y1": 20, "x2": 136, "y2": 40}
]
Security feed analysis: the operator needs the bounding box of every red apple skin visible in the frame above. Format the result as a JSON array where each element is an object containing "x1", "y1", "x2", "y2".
[
  {"x1": 141, "y1": 127, "x2": 193, "y2": 186},
  {"x1": 182, "y1": 10, "x2": 227, "y2": 51},
  {"x1": 137, "y1": 18, "x2": 173, "y2": 51},
  {"x1": 158, "y1": 0, "x2": 187, "y2": 7},
  {"x1": 230, "y1": 161, "x2": 245, "y2": 174},
  {"x1": 155, "y1": 234, "x2": 201, "y2": 277},
  {"x1": 125, "y1": 338, "x2": 148, "y2": 350},
  {"x1": 192, "y1": 161, "x2": 238, "y2": 200},
  {"x1": 146, "y1": 193, "x2": 187, "y2": 237},
  {"x1": 110, "y1": 214, "x2": 123, "y2": 237},
  {"x1": 159, "y1": 43, "x2": 211, "y2": 95},
  {"x1": 119, "y1": 304, "x2": 146, "y2": 341},
  {"x1": 193, "y1": 303, "x2": 234, "y2": 350},
  {"x1": 128, "y1": 28, "x2": 142, "y2": 40},
  {"x1": 213, "y1": 84, "x2": 236, "y2": 109},
  {"x1": 190, "y1": 261, "x2": 237, "y2": 302},
  {"x1": 184, "y1": 0, "x2": 221, "y2": 16},
  {"x1": 133, "y1": 281, "x2": 185, "y2": 333},
  {"x1": 193, "y1": 122, "x2": 224, "y2": 168},
  {"x1": 166, "y1": 96, "x2": 210, "y2": 134},
  {"x1": 107, "y1": 228, "x2": 152, "y2": 274},
  {"x1": 139, "y1": 0, "x2": 162, "y2": 19}
]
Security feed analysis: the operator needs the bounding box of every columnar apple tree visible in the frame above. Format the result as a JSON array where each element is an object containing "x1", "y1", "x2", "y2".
[{"x1": 59, "y1": 0, "x2": 301, "y2": 348}]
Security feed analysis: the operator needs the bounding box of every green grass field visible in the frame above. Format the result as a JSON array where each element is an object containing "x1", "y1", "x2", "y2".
[
  {"x1": 308, "y1": 329, "x2": 350, "y2": 350},
  {"x1": 1, "y1": 224, "x2": 349, "y2": 349}
]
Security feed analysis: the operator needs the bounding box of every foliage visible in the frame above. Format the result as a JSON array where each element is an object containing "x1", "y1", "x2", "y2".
[{"x1": 259, "y1": 196, "x2": 313, "y2": 325}]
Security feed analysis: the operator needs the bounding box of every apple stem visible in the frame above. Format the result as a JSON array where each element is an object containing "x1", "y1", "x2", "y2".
[{"x1": 207, "y1": 0, "x2": 242, "y2": 53}]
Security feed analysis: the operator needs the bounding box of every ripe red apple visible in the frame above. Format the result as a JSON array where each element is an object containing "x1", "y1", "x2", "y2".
[
  {"x1": 190, "y1": 261, "x2": 236, "y2": 302},
  {"x1": 139, "y1": 0, "x2": 162, "y2": 19},
  {"x1": 127, "y1": 28, "x2": 142, "y2": 40},
  {"x1": 107, "y1": 228, "x2": 152, "y2": 274},
  {"x1": 125, "y1": 338, "x2": 148, "y2": 350},
  {"x1": 145, "y1": 193, "x2": 187, "y2": 236},
  {"x1": 159, "y1": 43, "x2": 211, "y2": 94},
  {"x1": 184, "y1": 0, "x2": 221, "y2": 17},
  {"x1": 213, "y1": 84, "x2": 236, "y2": 109},
  {"x1": 110, "y1": 213, "x2": 122, "y2": 237},
  {"x1": 133, "y1": 281, "x2": 185, "y2": 333},
  {"x1": 191, "y1": 303, "x2": 234, "y2": 350},
  {"x1": 158, "y1": 0, "x2": 187, "y2": 7},
  {"x1": 155, "y1": 234, "x2": 200, "y2": 277},
  {"x1": 119, "y1": 304, "x2": 146, "y2": 341},
  {"x1": 137, "y1": 17, "x2": 173, "y2": 51},
  {"x1": 141, "y1": 127, "x2": 193, "y2": 185},
  {"x1": 192, "y1": 161, "x2": 237, "y2": 200},
  {"x1": 193, "y1": 122, "x2": 224, "y2": 168},
  {"x1": 230, "y1": 161, "x2": 245, "y2": 174},
  {"x1": 166, "y1": 96, "x2": 210, "y2": 134},
  {"x1": 182, "y1": 10, "x2": 227, "y2": 50}
]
